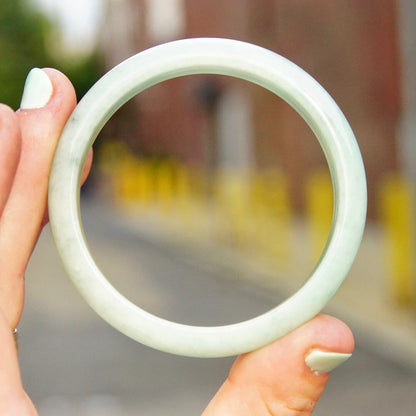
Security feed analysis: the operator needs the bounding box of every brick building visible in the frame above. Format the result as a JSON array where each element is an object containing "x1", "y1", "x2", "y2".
[{"x1": 100, "y1": 0, "x2": 403, "y2": 215}]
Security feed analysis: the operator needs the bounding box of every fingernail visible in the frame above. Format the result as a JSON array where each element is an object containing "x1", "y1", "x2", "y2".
[
  {"x1": 305, "y1": 349, "x2": 352, "y2": 373},
  {"x1": 20, "y1": 68, "x2": 53, "y2": 110}
]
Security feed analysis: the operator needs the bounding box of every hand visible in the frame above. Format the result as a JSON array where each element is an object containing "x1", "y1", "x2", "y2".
[
  {"x1": 0, "y1": 68, "x2": 92, "y2": 414},
  {"x1": 0, "y1": 69, "x2": 353, "y2": 415}
]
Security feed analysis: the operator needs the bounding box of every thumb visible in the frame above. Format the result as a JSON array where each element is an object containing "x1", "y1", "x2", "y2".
[{"x1": 202, "y1": 314, "x2": 354, "y2": 415}]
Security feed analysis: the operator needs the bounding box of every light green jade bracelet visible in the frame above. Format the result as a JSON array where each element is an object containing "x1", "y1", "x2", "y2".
[{"x1": 48, "y1": 38, "x2": 367, "y2": 358}]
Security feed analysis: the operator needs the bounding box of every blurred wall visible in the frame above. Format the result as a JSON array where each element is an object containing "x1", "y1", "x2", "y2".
[{"x1": 100, "y1": 0, "x2": 402, "y2": 216}]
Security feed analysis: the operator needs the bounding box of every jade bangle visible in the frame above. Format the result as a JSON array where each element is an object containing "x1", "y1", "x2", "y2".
[{"x1": 48, "y1": 38, "x2": 367, "y2": 358}]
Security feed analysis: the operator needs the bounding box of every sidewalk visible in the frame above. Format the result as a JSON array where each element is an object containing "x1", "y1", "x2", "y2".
[{"x1": 100, "y1": 199, "x2": 416, "y2": 371}]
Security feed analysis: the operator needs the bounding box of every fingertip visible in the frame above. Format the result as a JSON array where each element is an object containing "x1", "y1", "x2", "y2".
[
  {"x1": 14, "y1": 67, "x2": 77, "y2": 167},
  {"x1": 19, "y1": 68, "x2": 53, "y2": 110},
  {"x1": 229, "y1": 315, "x2": 355, "y2": 381},
  {"x1": 306, "y1": 314, "x2": 355, "y2": 355},
  {"x1": 206, "y1": 315, "x2": 355, "y2": 415},
  {"x1": 41, "y1": 68, "x2": 77, "y2": 110},
  {"x1": 17, "y1": 67, "x2": 77, "y2": 124},
  {"x1": 38, "y1": 68, "x2": 77, "y2": 121}
]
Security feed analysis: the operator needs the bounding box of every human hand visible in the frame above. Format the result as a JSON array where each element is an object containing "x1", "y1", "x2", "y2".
[
  {"x1": 0, "y1": 68, "x2": 91, "y2": 414},
  {"x1": 0, "y1": 69, "x2": 353, "y2": 415},
  {"x1": 202, "y1": 314, "x2": 353, "y2": 415}
]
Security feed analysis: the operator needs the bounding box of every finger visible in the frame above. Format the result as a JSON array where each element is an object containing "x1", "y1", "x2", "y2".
[
  {"x1": 202, "y1": 315, "x2": 354, "y2": 415},
  {"x1": 0, "y1": 312, "x2": 37, "y2": 415},
  {"x1": 0, "y1": 105, "x2": 21, "y2": 217},
  {"x1": 41, "y1": 146, "x2": 93, "y2": 228},
  {"x1": 0, "y1": 68, "x2": 77, "y2": 328},
  {"x1": 81, "y1": 148, "x2": 94, "y2": 185}
]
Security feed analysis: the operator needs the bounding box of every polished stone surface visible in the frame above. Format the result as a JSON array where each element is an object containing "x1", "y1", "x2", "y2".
[{"x1": 48, "y1": 38, "x2": 367, "y2": 357}]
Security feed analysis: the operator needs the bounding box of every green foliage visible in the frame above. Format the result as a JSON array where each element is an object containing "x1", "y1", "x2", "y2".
[
  {"x1": 58, "y1": 52, "x2": 103, "y2": 102},
  {"x1": 0, "y1": 0, "x2": 54, "y2": 109},
  {"x1": 0, "y1": 0, "x2": 102, "y2": 109}
]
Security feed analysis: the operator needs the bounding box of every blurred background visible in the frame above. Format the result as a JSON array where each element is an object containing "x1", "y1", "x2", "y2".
[{"x1": 1, "y1": 0, "x2": 416, "y2": 414}]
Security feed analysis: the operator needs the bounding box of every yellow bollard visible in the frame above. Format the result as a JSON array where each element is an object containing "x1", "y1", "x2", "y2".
[
  {"x1": 187, "y1": 166, "x2": 212, "y2": 236},
  {"x1": 214, "y1": 171, "x2": 251, "y2": 246},
  {"x1": 250, "y1": 170, "x2": 291, "y2": 265},
  {"x1": 154, "y1": 161, "x2": 175, "y2": 212},
  {"x1": 379, "y1": 174, "x2": 416, "y2": 306},
  {"x1": 176, "y1": 165, "x2": 190, "y2": 200},
  {"x1": 174, "y1": 163, "x2": 193, "y2": 218},
  {"x1": 97, "y1": 139, "x2": 133, "y2": 199},
  {"x1": 117, "y1": 154, "x2": 142, "y2": 204},
  {"x1": 305, "y1": 168, "x2": 333, "y2": 264},
  {"x1": 134, "y1": 160, "x2": 153, "y2": 206}
]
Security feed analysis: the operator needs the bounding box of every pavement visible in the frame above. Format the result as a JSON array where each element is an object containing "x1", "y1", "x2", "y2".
[
  {"x1": 19, "y1": 196, "x2": 416, "y2": 414},
  {"x1": 112, "y1": 198, "x2": 416, "y2": 372}
]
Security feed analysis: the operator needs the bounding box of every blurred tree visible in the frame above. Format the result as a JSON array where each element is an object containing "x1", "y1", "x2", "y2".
[
  {"x1": 60, "y1": 52, "x2": 103, "y2": 102},
  {"x1": 0, "y1": 1, "x2": 54, "y2": 109},
  {"x1": 0, "y1": 0, "x2": 102, "y2": 109}
]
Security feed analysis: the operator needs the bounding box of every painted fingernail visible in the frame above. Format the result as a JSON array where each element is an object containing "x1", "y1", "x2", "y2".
[
  {"x1": 305, "y1": 349, "x2": 352, "y2": 373},
  {"x1": 20, "y1": 68, "x2": 53, "y2": 110}
]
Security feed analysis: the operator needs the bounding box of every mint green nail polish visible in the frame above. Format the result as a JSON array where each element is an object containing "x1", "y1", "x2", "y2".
[
  {"x1": 305, "y1": 350, "x2": 352, "y2": 373},
  {"x1": 20, "y1": 68, "x2": 53, "y2": 109}
]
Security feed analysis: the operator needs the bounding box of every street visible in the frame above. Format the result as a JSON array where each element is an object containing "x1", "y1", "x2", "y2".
[{"x1": 19, "y1": 199, "x2": 416, "y2": 415}]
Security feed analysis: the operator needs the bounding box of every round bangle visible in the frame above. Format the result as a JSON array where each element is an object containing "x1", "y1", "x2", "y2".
[{"x1": 48, "y1": 38, "x2": 367, "y2": 358}]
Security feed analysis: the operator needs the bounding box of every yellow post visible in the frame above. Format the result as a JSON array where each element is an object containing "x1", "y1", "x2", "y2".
[
  {"x1": 154, "y1": 161, "x2": 175, "y2": 212},
  {"x1": 250, "y1": 170, "x2": 291, "y2": 266},
  {"x1": 117, "y1": 154, "x2": 141, "y2": 204},
  {"x1": 379, "y1": 174, "x2": 416, "y2": 305},
  {"x1": 214, "y1": 170, "x2": 250, "y2": 246},
  {"x1": 135, "y1": 160, "x2": 153, "y2": 206},
  {"x1": 305, "y1": 168, "x2": 333, "y2": 265},
  {"x1": 97, "y1": 139, "x2": 132, "y2": 199},
  {"x1": 174, "y1": 163, "x2": 193, "y2": 219}
]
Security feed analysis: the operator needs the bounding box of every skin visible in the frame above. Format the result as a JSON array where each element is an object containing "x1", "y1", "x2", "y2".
[{"x1": 0, "y1": 68, "x2": 354, "y2": 415}]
